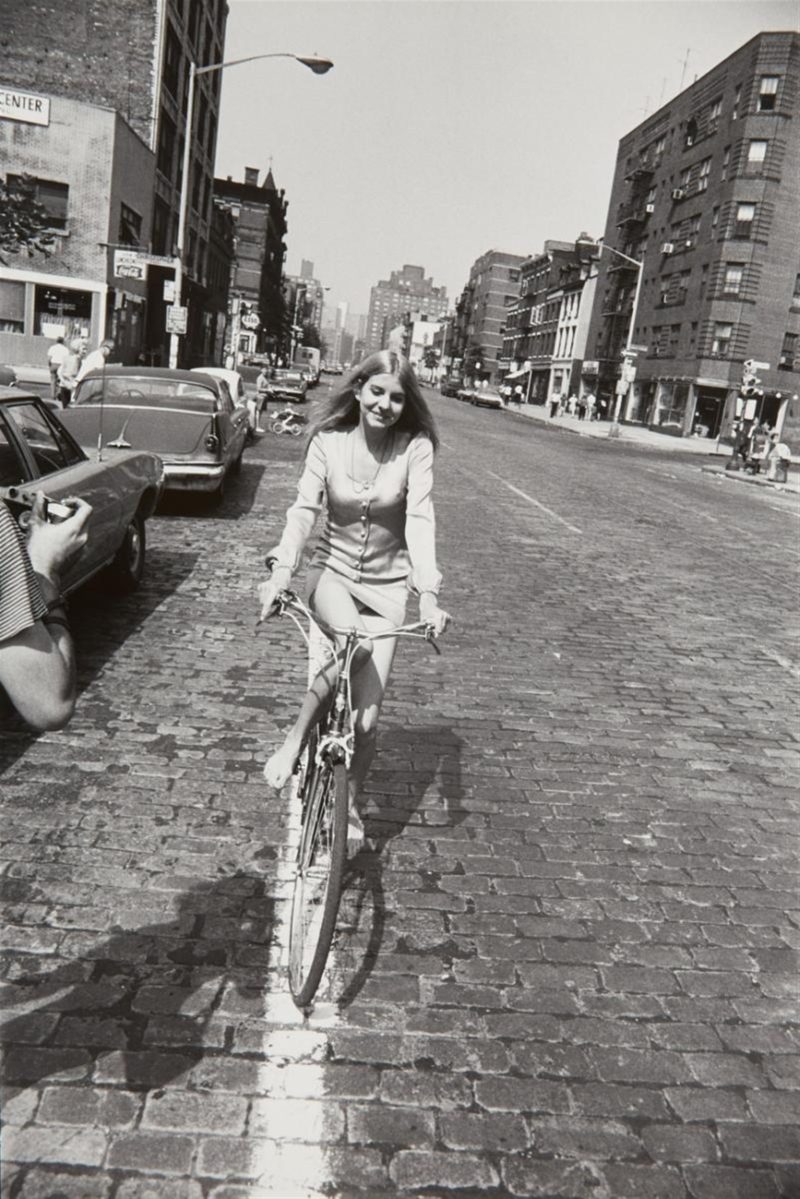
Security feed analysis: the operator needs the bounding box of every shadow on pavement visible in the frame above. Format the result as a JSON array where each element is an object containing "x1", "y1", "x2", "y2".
[
  {"x1": 0, "y1": 871, "x2": 275, "y2": 1097},
  {"x1": 332, "y1": 723, "x2": 466, "y2": 1009}
]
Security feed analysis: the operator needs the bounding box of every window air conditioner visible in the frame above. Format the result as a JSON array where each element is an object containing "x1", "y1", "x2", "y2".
[
  {"x1": 661, "y1": 242, "x2": 675, "y2": 254},
  {"x1": 672, "y1": 188, "x2": 685, "y2": 200},
  {"x1": 645, "y1": 203, "x2": 655, "y2": 214}
]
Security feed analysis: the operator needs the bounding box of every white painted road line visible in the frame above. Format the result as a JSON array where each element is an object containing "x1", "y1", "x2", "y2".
[{"x1": 485, "y1": 470, "x2": 583, "y2": 535}]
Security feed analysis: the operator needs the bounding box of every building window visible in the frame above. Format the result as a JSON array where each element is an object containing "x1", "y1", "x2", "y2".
[
  {"x1": 34, "y1": 284, "x2": 92, "y2": 339},
  {"x1": 711, "y1": 206, "x2": 720, "y2": 237},
  {"x1": 118, "y1": 202, "x2": 142, "y2": 246},
  {"x1": 758, "y1": 76, "x2": 780, "y2": 111},
  {"x1": 732, "y1": 84, "x2": 742, "y2": 120},
  {"x1": 794, "y1": 273, "x2": 800, "y2": 300},
  {"x1": 157, "y1": 112, "x2": 176, "y2": 178},
  {"x1": 0, "y1": 279, "x2": 25, "y2": 334},
  {"x1": 7, "y1": 175, "x2": 69, "y2": 230},
  {"x1": 734, "y1": 202, "x2": 755, "y2": 238},
  {"x1": 163, "y1": 24, "x2": 181, "y2": 97},
  {"x1": 747, "y1": 140, "x2": 768, "y2": 169},
  {"x1": 708, "y1": 97, "x2": 722, "y2": 129},
  {"x1": 778, "y1": 332, "x2": 797, "y2": 371},
  {"x1": 697, "y1": 158, "x2": 711, "y2": 192},
  {"x1": 711, "y1": 321, "x2": 733, "y2": 356},
  {"x1": 722, "y1": 264, "x2": 744, "y2": 295},
  {"x1": 721, "y1": 145, "x2": 730, "y2": 180}
]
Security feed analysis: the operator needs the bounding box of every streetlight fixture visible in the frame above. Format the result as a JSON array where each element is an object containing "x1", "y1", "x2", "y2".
[
  {"x1": 169, "y1": 52, "x2": 333, "y2": 368},
  {"x1": 578, "y1": 236, "x2": 644, "y2": 437}
]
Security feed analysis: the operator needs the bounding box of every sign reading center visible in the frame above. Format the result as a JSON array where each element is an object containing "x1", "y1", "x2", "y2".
[{"x1": 0, "y1": 88, "x2": 50, "y2": 126}]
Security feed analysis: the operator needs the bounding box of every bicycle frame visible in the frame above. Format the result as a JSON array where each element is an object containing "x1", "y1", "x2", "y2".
[{"x1": 263, "y1": 588, "x2": 439, "y2": 770}]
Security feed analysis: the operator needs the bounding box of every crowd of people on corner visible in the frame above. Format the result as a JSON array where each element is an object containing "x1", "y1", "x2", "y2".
[
  {"x1": 46, "y1": 336, "x2": 115, "y2": 408},
  {"x1": 505, "y1": 384, "x2": 607, "y2": 423}
]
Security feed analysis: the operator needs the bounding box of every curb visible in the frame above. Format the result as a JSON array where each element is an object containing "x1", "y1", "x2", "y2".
[{"x1": 700, "y1": 464, "x2": 800, "y2": 495}]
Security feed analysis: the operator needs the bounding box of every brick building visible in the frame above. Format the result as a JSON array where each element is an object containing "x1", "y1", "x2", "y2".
[
  {"x1": 453, "y1": 250, "x2": 525, "y2": 384},
  {"x1": 0, "y1": 94, "x2": 154, "y2": 367},
  {"x1": 214, "y1": 167, "x2": 288, "y2": 361},
  {"x1": 365, "y1": 265, "x2": 448, "y2": 355},
  {"x1": 584, "y1": 31, "x2": 800, "y2": 446},
  {"x1": 1, "y1": 0, "x2": 230, "y2": 366}
]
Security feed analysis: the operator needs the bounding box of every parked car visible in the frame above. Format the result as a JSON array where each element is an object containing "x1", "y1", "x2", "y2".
[
  {"x1": 190, "y1": 366, "x2": 257, "y2": 436},
  {"x1": 269, "y1": 368, "x2": 309, "y2": 403},
  {"x1": 0, "y1": 365, "x2": 17, "y2": 387},
  {"x1": 439, "y1": 377, "x2": 462, "y2": 397},
  {"x1": 61, "y1": 367, "x2": 248, "y2": 501},
  {"x1": 471, "y1": 388, "x2": 505, "y2": 410},
  {"x1": 456, "y1": 387, "x2": 474, "y2": 403},
  {"x1": 0, "y1": 386, "x2": 163, "y2": 591}
]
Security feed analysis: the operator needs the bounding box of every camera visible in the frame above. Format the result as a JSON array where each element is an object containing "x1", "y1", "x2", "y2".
[{"x1": 1, "y1": 486, "x2": 77, "y2": 525}]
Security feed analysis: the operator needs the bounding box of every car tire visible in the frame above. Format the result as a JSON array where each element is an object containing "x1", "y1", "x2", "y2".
[{"x1": 109, "y1": 513, "x2": 145, "y2": 592}]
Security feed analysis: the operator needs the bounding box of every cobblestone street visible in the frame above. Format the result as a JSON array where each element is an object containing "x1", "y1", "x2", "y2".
[{"x1": 2, "y1": 393, "x2": 799, "y2": 1198}]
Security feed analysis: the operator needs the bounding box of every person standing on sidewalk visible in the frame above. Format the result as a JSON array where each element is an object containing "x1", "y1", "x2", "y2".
[
  {"x1": 46, "y1": 337, "x2": 69, "y2": 402},
  {"x1": 57, "y1": 339, "x2": 83, "y2": 407},
  {"x1": 257, "y1": 349, "x2": 451, "y2": 851},
  {"x1": 76, "y1": 338, "x2": 114, "y2": 383}
]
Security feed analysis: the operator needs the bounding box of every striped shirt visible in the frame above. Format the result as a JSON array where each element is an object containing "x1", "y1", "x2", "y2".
[{"x1": 0, "y1": 502, "x2": 47, "y2": 643}]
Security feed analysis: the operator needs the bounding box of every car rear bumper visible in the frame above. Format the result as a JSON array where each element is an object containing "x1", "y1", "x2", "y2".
[{"x1": 161, "y1": 463, "x2": 225, "y2": 491}]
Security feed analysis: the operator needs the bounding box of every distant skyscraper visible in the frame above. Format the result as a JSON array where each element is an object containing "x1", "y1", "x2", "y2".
[
  {"x1": 300, "y1": 259, "x2": 314, "y2": 280},
  {"x1": 366, "y1": 265, "x2": 448, "y2": 353}
]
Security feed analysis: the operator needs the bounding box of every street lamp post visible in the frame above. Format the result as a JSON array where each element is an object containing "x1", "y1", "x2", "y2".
[
  {"x1": 169, "y1": 52, "x2": 333, "y2": 369},
  {"x1": 578, "y1": 237, "x2": 644, "y2": 437}
]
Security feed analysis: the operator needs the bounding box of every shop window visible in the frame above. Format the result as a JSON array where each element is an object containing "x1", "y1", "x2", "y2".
[
  {"x1": 118, "y1": 202, "x2": 142, "y2": 246},
  {"x1": 0, "y1": 279, "x2": 25, "y2": 334},
  {"x1": 711, "y1": 321, "x2": 732, "y2": 356},
  {"x1": 7, "y1": 175, "x2": 68, "y2": 230},
  {"x1": 758, "y1": 76, "x2": 780, "y2": 111},
  {"x1": 722, "y1": 264, "x2": 744, "y2": 295},
  {"x1": 778, "y1": 331, "x2": 797, "y2": 371},
  {"x1": 34, "y1": 284, "x2": 92, "y2": 340}
]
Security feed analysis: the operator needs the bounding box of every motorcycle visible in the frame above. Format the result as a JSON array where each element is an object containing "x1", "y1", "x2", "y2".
[{"x1": 270, "y1": 405, "x2": 306, "y2": 437}]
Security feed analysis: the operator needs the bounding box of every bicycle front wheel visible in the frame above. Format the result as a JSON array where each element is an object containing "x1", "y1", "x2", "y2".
[
  {"x1": 288, "y1": 750, "x2": 348, "y2": 1007},
  {"x1": 270, "y1": 420, "x2": 284, "y2": 434}
]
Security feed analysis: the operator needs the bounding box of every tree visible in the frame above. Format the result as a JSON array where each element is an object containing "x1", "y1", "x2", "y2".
[{"x1": 0, "y1": 175, "x2": 56, "y2": 263}]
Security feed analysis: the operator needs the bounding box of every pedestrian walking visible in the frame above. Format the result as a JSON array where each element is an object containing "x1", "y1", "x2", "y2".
[
  {"x1": 577, "y1": 396, "x2": 587, "y2": 421},
  {"x1": 255, "y1": 366, "x2": 272, "y2": 432},
  {"x1": 567, "y1": 393, "x2": 578, "y2": 417},
  {"x1": 46, "y1": 337, "x2": 69, "y2": 402},
  {"x1": 258, "y1": 349, "x2": 451, "y2": 852},
  {"x1": 548, "y1": 392, "x2": 561, "y2": 419},
  {"x1": 57, "y1": 339, "x2": 83, "y2": 407},
  {"x1": 76, "y1": 337, "x2": 114, "y2": 383},
  {"x1": 586, "y1": 393, "x2": 597, "y2": 421}
]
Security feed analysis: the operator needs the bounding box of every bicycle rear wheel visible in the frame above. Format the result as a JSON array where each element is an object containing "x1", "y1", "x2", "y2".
[{"x1": 288, "y1": 739, "x2": 349, "y2": 1007}]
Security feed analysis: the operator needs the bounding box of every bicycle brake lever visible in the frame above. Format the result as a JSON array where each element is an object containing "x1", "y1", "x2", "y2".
[{"x1": 425, "y1": 626, "x2": 442, "y2": 654}]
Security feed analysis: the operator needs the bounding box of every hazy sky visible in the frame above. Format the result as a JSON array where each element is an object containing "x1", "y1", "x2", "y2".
[{"x1": 215, "y1": 0, "x2": 797, "y2": 315}]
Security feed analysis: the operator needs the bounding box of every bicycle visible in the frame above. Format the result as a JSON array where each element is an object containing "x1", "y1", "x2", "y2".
[
  {"x1": 270, "y1": 406, "x2": 306, "y2": 437},
  {"x1": 260, "y1": 583, "x2": 439, "y2": 1008}
]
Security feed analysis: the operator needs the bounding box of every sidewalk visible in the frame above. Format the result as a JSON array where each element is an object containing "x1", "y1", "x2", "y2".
[{"x1": 502, "y1": 400, "x2": 800, "y2": 494}]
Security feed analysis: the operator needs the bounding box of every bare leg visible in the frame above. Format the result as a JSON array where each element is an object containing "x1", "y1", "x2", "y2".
[
  {"x1": 263, "y1": 574, "x2": 374, "y2": 790},
  {"x1": 345, "y1": 617, "x2": 397, "y2": 851}
]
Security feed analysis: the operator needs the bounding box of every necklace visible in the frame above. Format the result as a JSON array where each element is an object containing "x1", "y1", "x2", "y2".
[{"x1": 348, "y1": 429, "x2": 394, "y2": 494}]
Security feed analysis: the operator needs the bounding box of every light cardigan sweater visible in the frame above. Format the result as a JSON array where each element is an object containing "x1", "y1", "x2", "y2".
[{"x1": 273, "y1": 428, "x2": 442, "y2": 602}]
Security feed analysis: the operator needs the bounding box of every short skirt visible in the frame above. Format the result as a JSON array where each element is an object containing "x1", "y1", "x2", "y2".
[{"x1": 305, "y1": 564, "x2": 408, "y2": 627}]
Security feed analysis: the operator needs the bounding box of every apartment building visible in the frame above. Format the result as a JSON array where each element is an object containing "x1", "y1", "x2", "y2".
[
  {"x1": 365, "y1": 265, "x2": 448, "y2": 355},
  {"x1": 2, "y1": 0, "x2": 230, "y2": 366},
  {"x1": 453, "y1": 250, "x2": 526, "y2": 384},
  {"x1": 215, "y1": 167, "x2": 288, "y2": 359},
  {"x1": 584, "y1": 31, "x2": 800, "y2": 445}
]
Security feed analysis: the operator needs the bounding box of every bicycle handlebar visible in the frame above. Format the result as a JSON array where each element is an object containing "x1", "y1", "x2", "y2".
[{"x1": 258, "y1": 586, "x2": 441, "y2": 653}]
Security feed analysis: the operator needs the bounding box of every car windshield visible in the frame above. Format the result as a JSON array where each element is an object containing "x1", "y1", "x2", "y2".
[{"x1": 74, "y1": 376, "x2": 217, "y2": 413}]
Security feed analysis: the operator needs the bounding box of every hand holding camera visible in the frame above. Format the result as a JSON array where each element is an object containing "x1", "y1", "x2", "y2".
[{"x1": 26, "y1": 493, "x2": 93, "y2": 581}]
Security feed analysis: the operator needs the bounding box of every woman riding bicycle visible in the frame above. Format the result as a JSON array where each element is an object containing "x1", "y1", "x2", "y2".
[{"x1": 258, "y1": 349, "x2": 451, "y2": 848}]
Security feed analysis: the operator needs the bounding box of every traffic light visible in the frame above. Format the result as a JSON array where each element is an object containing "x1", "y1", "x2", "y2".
[{"x1": 740, "y1": 360, "x2": 763, "y2": 399}]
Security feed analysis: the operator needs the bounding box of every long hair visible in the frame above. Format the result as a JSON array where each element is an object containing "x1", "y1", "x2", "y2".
[{"x1": 305, "y1": 350, "x2": 439, "y2": 453}]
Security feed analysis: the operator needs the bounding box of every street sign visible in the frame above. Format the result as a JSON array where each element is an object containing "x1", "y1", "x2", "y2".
[
  {"x1": 163, "y1": 280, "x2": 175, "y2": 302},
  {"x1": 615, "y1": 378, "x2": 630, "y2": 395},
  {"x1": 629, "y1": 343, "x2": 649, "y2": 352},
  {"x1": 622, "y1": 362, "x2": 637, "y2": 383},
  {"x1": 140, "y1": 252, "x2": 178, "y2": 268},
  {"x1": 241, "y1": 312, "x2": 260, "y2": 330},
  {"x1": 165, "y1": 305, "x2": 187, "y2": 334},
  {"x1": 749, "y1": 360, "x2": 770, "y2": 371},
  {"x1": 114, "y1": 250, "x2": 147, "y2": 280}
]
